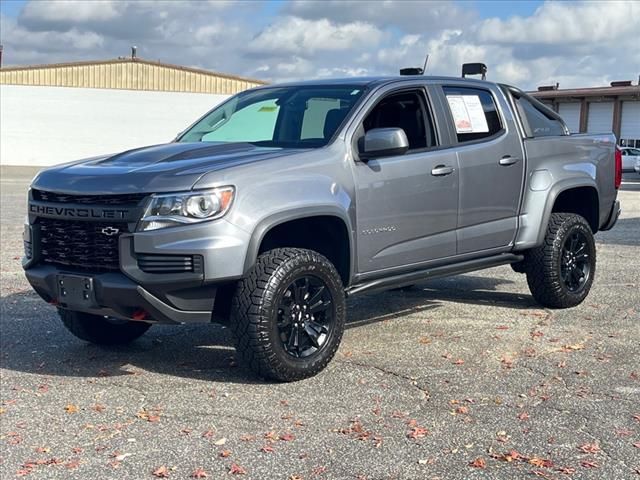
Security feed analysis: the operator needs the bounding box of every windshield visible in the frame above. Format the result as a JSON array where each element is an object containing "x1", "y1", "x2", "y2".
[{"x1": 179, "y1": 85, "x2": 367, "y2": 148}]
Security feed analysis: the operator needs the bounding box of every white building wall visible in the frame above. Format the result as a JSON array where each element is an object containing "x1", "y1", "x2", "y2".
[
  {"x1": 558, "y1": 103, "x2": 581, "y2": 133},
  {"x1": 586, "y1": 101, "x2": 614, "y2": 134},
  {"x1": 620, "y1": 101, "x2": 640, "y2": 140},
  {"x1": 0, "y1": 85, "x2": 228, "y2": 166}
]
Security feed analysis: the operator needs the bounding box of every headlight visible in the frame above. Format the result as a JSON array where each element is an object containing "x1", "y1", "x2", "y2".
[{"x1": 138, "y1": 187, "x2": 235, "y2": 231}]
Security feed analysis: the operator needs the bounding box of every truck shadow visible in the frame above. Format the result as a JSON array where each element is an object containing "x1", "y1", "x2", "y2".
[{"x1": 0, "y1": 274, "x2": 533, "y2": 383}]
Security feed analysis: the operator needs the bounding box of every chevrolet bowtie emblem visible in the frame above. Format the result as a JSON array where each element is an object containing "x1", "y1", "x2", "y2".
[{"x1": 101, "y1": 226, "x2": 120, "y2": 236}]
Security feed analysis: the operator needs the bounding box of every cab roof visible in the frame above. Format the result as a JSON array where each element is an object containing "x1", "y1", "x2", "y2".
[{"x1": 256, "y1": 75, "x2": 505, "y2": 90}]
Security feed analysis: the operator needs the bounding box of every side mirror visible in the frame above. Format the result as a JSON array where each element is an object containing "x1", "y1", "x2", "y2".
[{"x1": 359, "y1": 128, "x2": 409, "y2": 160}]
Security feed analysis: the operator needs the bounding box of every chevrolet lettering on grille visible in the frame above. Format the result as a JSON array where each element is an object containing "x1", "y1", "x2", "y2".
[{"x1": 29, "y1": 202, "x2": 131, "y2": 220}]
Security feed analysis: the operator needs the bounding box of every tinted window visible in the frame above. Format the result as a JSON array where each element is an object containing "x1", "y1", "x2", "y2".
[
  {"x1": 443, "y1": 86, "x2": 502, "y2": 143},
  {"x1": 514, "y1": 94, "x2": 566, "y2": 137},
  {"x1": 363, "y1": 90, "x2": 436, "y2": 150},
  {"x1": 180, "y1": 85, "x2": 366, "y2": 148}
]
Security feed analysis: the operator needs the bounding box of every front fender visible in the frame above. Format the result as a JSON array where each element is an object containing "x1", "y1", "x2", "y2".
[{"x1": 242, "y1": 205, "x2": 355, "y2": 276}]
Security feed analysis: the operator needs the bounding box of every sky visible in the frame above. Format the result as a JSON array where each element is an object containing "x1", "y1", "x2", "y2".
[{"x1": 0, "y1": 0, "x2": 638, "y2": 90}]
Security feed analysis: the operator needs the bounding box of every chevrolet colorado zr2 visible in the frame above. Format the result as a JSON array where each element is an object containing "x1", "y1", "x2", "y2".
[{"x1": 23, "y1": 74, "x2": 622, "y2": 381}]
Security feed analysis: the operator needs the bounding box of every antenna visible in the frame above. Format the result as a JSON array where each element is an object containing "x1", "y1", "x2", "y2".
[{"x1": 422, "y1": 54, "x2": 430, "y2": 74}]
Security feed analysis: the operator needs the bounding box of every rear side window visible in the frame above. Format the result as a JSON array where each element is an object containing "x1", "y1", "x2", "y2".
[
  {"x1": 443, "y1": 86, "x2": 503, "y2": 143},
  {"x1": 513, "y1": 94, "x2": 566, "y2": 137}
]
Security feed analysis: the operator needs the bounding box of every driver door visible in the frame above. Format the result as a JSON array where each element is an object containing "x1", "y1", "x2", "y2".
[{"x1": 352, "y1": 88, "x2": 459, "y2": 274}]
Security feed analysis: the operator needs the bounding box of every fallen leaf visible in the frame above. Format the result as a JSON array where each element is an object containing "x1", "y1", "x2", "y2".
[
  {"x1": 407, "y1": 426, "x2": 429, "y2": 439},
  {"x1": 65, "y1": 404, "x2": 79, "y2": 414},
  {"x1": 229, "y1": 463, "x2": 246, "y2": 475},
  {"x1": 152, "y1": 465, "x2": 170, "y2": 478},
  {"x1": 453, "y1": 358, "x2": 465, "y2": 365},
  {"x1": 214, "y1": 437, "x2": 227, "y2": 446},
  {"x1": 578, "y1": 443, "x2": 600, "y2": 454},
  {"x1": 556, "y1": 466, "x2": 577, "y2": 474},
  {"x1": 469, "y1": 457, "x2": 486, "y2": 469},
  {"x1": 581, "y1": 460, "x2": 599, "y2": 468},
  {"x1": 220, "y1": 450, "x2": 232, "y2": 458},
  {"x1": 191, "y1": 468, "x2": 208, "y2": 478},
  {"x1": 260, "y1": 445, "x2": 275, "y2": 453},
  {"x1": 280, "y1": 432, "x2": 295, "y2": 441},
  {"x1": 517, "y1": 412, "x2": 530, "y2": 421},
  {"x1": 529, "y1": 457, "x2": 553, "y2": 468}
]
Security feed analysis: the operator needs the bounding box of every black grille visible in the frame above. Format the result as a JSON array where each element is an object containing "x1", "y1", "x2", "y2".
[
  {"x1": 33, "y1": 189, "x2": 147, "y2": 206},
  {"x1": 38, "y1": 219, "x2": 128, "y2": 271}
]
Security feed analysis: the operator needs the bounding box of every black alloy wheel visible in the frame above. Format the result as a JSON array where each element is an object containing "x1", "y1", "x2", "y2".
[
  {"x1": 231, "y1": 248, "x2": 346, "y2": 382},
  {"x1": 524, "y1": 213, "x2": 596, "y2": 309},
  {"x1": 560, "y1": 230, "x2": 591, "y2": 293},
  {"x1": 276, "y1": 275, "x2": 335, "y2": 358}
]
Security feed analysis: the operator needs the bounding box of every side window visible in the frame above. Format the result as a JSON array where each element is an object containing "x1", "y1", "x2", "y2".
[
  {"x1": 443, "y1": 86, "x2": 503, "y2": 143},
  {"x1": 514, "y1": 94, "x2": 566, "y2": 137},
  {"x1": 363, "y1": 90, "x2": 436, "y2": 150}
]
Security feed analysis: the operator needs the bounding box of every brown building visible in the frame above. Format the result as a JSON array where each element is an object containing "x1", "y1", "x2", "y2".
[{"x1": 530, "y1": 81, "x2": 640, "y2": 147}]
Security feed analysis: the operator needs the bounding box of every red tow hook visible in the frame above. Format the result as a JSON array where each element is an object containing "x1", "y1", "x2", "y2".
[{"x1": 132, "y1": 309, "x2": 149, "y2": 321}]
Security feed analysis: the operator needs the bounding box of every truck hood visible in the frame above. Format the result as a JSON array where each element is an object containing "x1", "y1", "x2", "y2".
[{"x1": 32, "y1": 142, "x2": 303, "y2": 194}]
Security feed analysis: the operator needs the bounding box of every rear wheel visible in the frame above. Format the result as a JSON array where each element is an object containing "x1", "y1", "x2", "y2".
[
  {"x1": 59, "y1": 309, "x2": 151, "y2": 345},
  {"x1": 231, "y1": 248, "x2": 346, "y2": 382},
  {"x1": 524, "y1": 213, "x2": 596, "y2": 308}
]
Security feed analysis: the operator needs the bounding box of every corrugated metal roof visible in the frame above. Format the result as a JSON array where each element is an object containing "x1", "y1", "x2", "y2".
[
  {"x1": 0, "y1": 57, "x2": 266, "y2": 94},
  {"x1": 530, "y1": 85, "x2": 640, "y2": 100}
]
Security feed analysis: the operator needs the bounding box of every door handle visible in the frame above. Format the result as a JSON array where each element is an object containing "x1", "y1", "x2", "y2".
[
  {"x1": 431, "y1": 165, "x2": 454, "y2": 176},
  {"x1": 499, "y1": 156, "x2": 519, "y2": 166}
]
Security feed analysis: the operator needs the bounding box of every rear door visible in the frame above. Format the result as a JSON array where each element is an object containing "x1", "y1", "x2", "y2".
[
  {"x1": 440, "y1": 85, "x2": 525, "y2": 255},
  {"x1": 351, "y1": 87, "x2": 459, "y2": 274}
]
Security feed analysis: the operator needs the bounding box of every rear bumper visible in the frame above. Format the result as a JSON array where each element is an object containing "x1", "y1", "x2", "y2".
[
  {"x1": 600, "y1": 200, "x2": 621, "y2": 232},
  {"x1": 25, "y1": 264, "x2": 216, "y2": 324}
]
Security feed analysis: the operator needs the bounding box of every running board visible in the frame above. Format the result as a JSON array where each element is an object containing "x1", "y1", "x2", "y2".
[{"x1": 345, "y1": 253, "x2": 524, "y2": 297}]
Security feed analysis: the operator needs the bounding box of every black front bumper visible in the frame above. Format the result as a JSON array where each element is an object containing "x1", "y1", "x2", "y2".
[{"x1": 25, "y1": 265, "x2": 215, "y2": 324}]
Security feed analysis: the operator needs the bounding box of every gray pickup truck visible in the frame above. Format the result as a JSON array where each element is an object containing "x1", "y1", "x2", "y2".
[{"x1": 23, "y1": 73, "x2": 622, "y2": 381}]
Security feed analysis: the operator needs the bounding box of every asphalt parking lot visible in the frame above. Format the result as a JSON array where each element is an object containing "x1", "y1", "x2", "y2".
[{"x1": 1, "y1": 167, "x2": 638, "y2": 480}]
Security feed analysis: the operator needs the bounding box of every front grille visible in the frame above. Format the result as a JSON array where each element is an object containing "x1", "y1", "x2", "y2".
[
  {"x1": 138, "y1": 254, "x2": 203, "y2": 274},
  {"x1": 38, "y1": 219, "x2": 128, "y2": 271},
  {"x1": 33, "y1": 189, "x2": 147, "y2": 206}
]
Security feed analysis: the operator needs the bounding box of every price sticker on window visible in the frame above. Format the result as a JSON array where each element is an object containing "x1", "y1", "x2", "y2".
[{"x1": 446, "y1": 95, "x2": 489, "y2": 134}]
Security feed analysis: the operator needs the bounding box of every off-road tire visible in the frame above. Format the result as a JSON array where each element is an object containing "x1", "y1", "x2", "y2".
[
  {"x1": 59, "y1": 309, "x2": 152, "y2": 345},
  {"x1": 231, "y1": 248, "x2": 346, "y2": 382},
  {"x1": 524, "y1": 213, "x2": 596, "y2": 308}
]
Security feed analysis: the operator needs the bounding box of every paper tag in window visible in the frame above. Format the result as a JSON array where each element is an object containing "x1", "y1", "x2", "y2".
[{"x1": 446, "y1": 95, "x2": 489, "y2": 133}]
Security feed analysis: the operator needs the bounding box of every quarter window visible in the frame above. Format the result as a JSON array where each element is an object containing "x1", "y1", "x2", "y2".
[
  {"x1": 443, "y1": 86, "x2": 503, "y2": 143},
  {"x1": 513, "y1": 94, "x2": 566, "y2": 137}
]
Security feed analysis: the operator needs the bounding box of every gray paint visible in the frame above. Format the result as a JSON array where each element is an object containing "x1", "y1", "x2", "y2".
[{"x1": 24, "y1": 75, "x2": 619, "y2": 323}]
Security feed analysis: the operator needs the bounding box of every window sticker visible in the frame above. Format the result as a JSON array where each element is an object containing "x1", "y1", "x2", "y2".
[{"x1": 446, "y1": 95, "x2": 489, "y2": 134}]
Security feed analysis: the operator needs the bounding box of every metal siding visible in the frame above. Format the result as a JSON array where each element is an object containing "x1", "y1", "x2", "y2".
[
  {"x1": 0, "y1": 60, "x2": 262, "y2": 94},
  {"x1": 558, "y1": 103, "x2": 581, "y2": 133},
  {"x1": 587, "y1": 102, "x2": 614, "y2": 134},
  {"x1": 620, "y1": 101, "x2": 640, "y2": 139}
]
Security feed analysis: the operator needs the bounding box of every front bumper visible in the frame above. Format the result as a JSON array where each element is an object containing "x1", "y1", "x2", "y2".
[{"x1": 25, "y1": 264, "x2": 216, "y2": 324}]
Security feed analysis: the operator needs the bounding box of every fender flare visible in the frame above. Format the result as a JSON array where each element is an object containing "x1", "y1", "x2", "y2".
[
  {"x1": 532, "y1": 177, "x2": 599, "y2": 247},
  {"x1": 242, "y1": 206, "x2": 355, "y2": 279}
]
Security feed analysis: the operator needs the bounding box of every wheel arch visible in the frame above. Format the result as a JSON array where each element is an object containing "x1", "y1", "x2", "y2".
[{"x1": 243, "y1": 207, "x2": 355, "y2": 286}]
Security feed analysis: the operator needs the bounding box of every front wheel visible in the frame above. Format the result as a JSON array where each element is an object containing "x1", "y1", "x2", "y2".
[
  {"x1": 524, "y1": 213, "x2": 596, "y2": 308},
  {"x1": 59, "y1": 309, "x2": 152, "y2": 345},
  {"x1": 231, "y1": 248, "x2": 346, "y2": 382}
]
